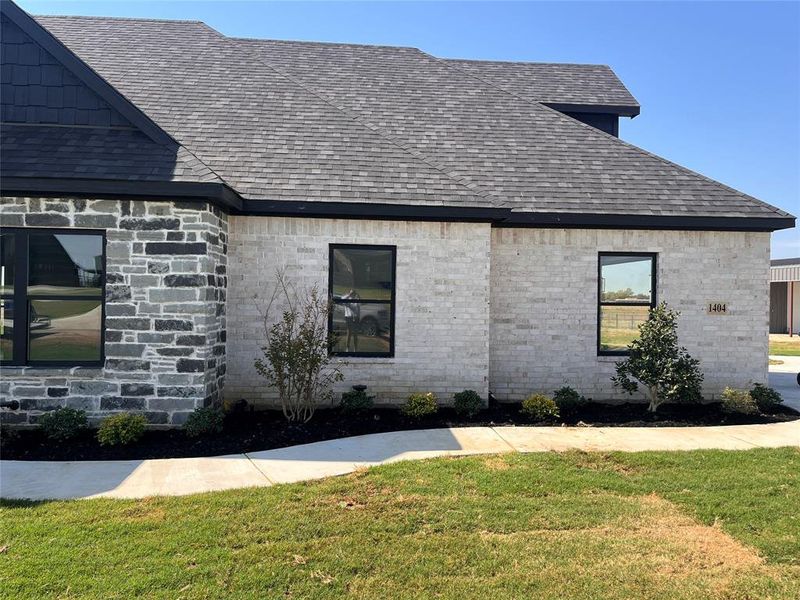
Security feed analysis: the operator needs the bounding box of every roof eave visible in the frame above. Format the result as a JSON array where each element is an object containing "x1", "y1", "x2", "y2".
[{"x1": 543, "y1": 102, "x2": 641, "y2": 118}]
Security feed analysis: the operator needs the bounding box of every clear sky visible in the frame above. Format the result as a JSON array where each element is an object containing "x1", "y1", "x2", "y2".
[{"x1": 19, "y1": 0, "x2": 800, "y2": 257}]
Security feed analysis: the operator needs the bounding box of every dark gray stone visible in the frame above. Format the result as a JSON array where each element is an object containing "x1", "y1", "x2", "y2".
[
  {"x1": 106, "y1": 285, "x2": 132, "y2": 302},
  {"x1": 70, "y1": 381, "x2": 117, "y2": 395},
  {"x1": 147, "y1": 261, "x2": 169, "y2": 274},
  {"x1": 155, "y1": 319, "x2": 193, "y2": 331},
  {"x1": 120, "y1": 217, "x2": 180, "y2": 230},
  {"x1": 176, "y1": 334, "x2": 205, "y2": 346},
  {"x1": 106, "y1": 317, "x2": 150, "y2": 331},
  {"x1": 157, "y1": 386, "x2": 202, "y2": 398},
  {"x1": 176, "y1": 358, "x2": 204, "y2": 373},
  {"x1": 47, "y1": 387, "x2": 69, "y2": 397},
  {"x1": 145, "y1": 242, "x2": 206, "y2": 255},
  {"x1": 105, "y1": 343, "x2": 145, "y2": 357},
  {"x1": 144, "y1": 411, "x2": 169, "y2": 424},
  {"x1": 0, "y1": 412, "x2": 27, "y2": 424},
  {"x1": 74, "y1": 214, "x2": 118, "y2": 228},
  {"x1": 148, "y1": 397, "x2": 195, "y2": 411},
  {"x1": 105, "y1": 330, "x2": 123, "y2": 343},
  {"x1": 25, "y1": 213, "x2": 69, "y2": 227},
  {"x1": 105, "y1": 359, "x2": 151, "y2": 372},
  {"x1": 121, "y1": 383, "x2": 155, "y2": 396},
  {"x1": 164, "y1": 274, "x2": 205, "y2": 287},
  {"x1": 156, "y1": 347, "x2": 194, "y2": 357},
  {"x1": 100, "y1": 396, "x2": 146, "y2": 410},
  {"x1": 166, "y1": 231, "x2": 185, "y2": 241},
  {"x1": 106, "y1": 304, "x2": 136, "y2": 317}
]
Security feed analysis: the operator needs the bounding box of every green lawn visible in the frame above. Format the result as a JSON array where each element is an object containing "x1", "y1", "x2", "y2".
[
  {"x1": 1, "y1": 448, "x2": 798, "y2": 599},
  {"x1": 770, "y1": 339, "x2": 800, "y2": 356}
]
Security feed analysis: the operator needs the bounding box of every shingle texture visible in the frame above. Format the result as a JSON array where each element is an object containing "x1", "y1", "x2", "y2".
[{"x1": 6, "y1": 14, "x2": 790, "y2": 221}]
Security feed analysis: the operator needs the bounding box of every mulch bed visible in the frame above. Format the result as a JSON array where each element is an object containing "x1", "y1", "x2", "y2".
[{"x1": 2, "y1": 402, "x2": 797, "y2": 462}]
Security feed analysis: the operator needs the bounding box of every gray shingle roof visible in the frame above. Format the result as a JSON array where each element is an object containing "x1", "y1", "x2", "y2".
[
  {"x1": 443, "y1": 58, "x2": 639, "y2": 115},
  {"x1": 19, "y1": 15, "x2": 793, "y2": 222}
]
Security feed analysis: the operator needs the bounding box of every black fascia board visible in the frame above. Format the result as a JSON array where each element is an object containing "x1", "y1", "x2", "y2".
[
  {"x1": 2, "y1": 0, "x2": 176, "y2": 147},
  {"x1": 543, "y1": 102, "x2": 640, "y2": 118},
  {"x1": 0, "y1": 176, "x2": 243, "y2": 211},
  {"x1": 499, "y1": 210, "x2": 795, "y2": 232}
]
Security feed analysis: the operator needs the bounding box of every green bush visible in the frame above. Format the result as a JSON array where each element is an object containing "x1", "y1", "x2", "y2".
[
  {"x1": 184, "y1": 406, "x2": 225, "y2": 438},
  {"x1": 720, "y1": 387, "x2": 758, "y2": 415},
  {"x1": 97, "y1": 413, "x2": 148, "y2": 446},
  {"x1": 612, "y1": 302, "x2": 704, "y2": 412},
  {"x1": 749, "y1": 383, "x2": 783, "y2": 412},
  {"x1": 340, "y1": 389, "x2": 374, "y2": 414},
  {"x1": 402, "y1": 392, "x2": 438, "y2": 419},
  {"x1": 552, "y1": 386, "x2": 586, "y2": 420},
  {"x1": 453, "y1": 390, "x2": 483, "y2": 418},
  {"x1": 38, "y1": 407, "x2": 88, "y2": 441},
  {"x1": 521, "y1": 394, "x2": 560, "y2": 421}
]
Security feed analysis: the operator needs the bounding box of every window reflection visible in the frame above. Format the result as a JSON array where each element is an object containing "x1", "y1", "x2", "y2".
[
  {"x1": 331, "y1": 303, "x2": 392, "y2": 354},
  {"x1": 331, "y1": 248, "x2": 393, "y2": 300},
  {"x1": 0, "y1": 298, "x2": 12, "y2": 361},
  {"x1": 28, "y1": 234, "x2": 103, "y2": 296},
  {"x1": 1, "y1": 233, "x2": 14, "y2": 294},
  {"x1": 599, "y1": 305, "x2": 650, "y2": 352},
  {"x1": 28, "y1": 299, "x2": 102, "y2": 362},
  {"x1": 600, "y1": 255, "x2": 653, "y2": 303}
]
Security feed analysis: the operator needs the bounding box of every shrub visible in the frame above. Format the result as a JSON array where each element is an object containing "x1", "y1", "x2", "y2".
[
  {"x1": 255, "y1": 269, "x2": 343, "y2": 423},
  {"x1": 553, "y1": 386, "x2": 586, "y2": 420},
  {"x1": 340, "y1": 389, "x2": 374, "y2": 414},
  {"x1": 38, "y1": 407, "x2": 88, "y2": 441},
  {"x1": 749, "y1": 383, "x2": 783, "y2": 412},
  {"x1": 612, "y1": 302, "x2": 704, "y2": 412},
  {"x1": 521, "y1": 393, "x2": 560, "y2": 421},
  {"x1": 453, "y1": 390, "x2": 483, "y2": 418},
  {"x1": 720, "y1": 387, "x2": 758, "y2": 415},
  {"x1": 184, "y1": 406, "x2": 225, "y2": 438},
  {"x1": 97, "y1": 413, "x2": 148, "y2": 446},
  {"x1": 402, "y1": 392, "x2": 438, "y2": 419}
]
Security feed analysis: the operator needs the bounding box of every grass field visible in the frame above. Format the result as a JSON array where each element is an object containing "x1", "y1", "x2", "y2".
[
  {"x1": 2, "y1": 448, "x2": 798, "y2": 599},
  {"x1": 599, "y1": 304, "x2": 649, "y2": 351},
  {"x1": 770, "y1": 335, "x2": 800, "y2": 357}
]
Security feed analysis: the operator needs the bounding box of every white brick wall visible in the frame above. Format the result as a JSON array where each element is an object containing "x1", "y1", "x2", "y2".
[
  {"x1": 226, "y1": 217, "x2": 491, "y2": 406},
  {"x1": 490, "y1": 228, "x2": 770, "y2": 402}
]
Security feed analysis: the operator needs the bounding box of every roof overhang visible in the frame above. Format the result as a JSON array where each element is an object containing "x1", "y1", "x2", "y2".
[{"x1": 543, "y1": 102, "x2": 640, "y2": 118}]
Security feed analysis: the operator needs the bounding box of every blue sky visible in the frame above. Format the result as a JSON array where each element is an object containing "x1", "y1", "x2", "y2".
[{"x1": 20, "y1": 0, "x2": 800, "y2": 257}]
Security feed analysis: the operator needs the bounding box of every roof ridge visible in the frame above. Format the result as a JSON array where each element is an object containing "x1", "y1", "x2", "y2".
[
  {"x1": 430, "y1": 51, "x2": 790, "y2": 218},
  {"x1": 445, "y1": 57, "x2": 612, "y2": 69},
  {"x1": 225, "y1": 37, "x2": 494, "y2": 203},
  {"x1": 34, "y1": 14, "x2": 204, "y2": 24},
  {"x1": 233, "y1": 36, "x2": 419, "y2": 52}
]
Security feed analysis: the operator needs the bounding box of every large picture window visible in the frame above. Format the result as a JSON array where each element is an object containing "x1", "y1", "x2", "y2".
[
  {"x1": 598, "y1": 252, "x2": 657, "y2": 355},
  {"x1": 329, "y1": 244, "x2": 395, "y2": 357},
  {"x1": 0, "y1": 228, "x2": 105, "y2": 367}
]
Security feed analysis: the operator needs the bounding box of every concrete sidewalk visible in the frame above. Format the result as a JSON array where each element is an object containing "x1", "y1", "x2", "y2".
[{"x1": 2, "y1": 421, "x2": 797, "y2": 501}]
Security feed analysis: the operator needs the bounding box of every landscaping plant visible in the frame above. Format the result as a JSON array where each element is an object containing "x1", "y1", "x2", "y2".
[
  {"x1": 38, "y1": 407, "x2": 88, "y2": 441},
  {"x1": 97, "y1": 413, "x2": 148, "y2": 446},
  {"x1": 255, "y1": 269, "x2": 343, "y2": 423},
  {"x1": 402, "y1": 392, "x2": 439, "y2": 419},
  {"x1": 721, "y1": 387, "x2": 758, "y2": 415},
  {"x1": 612, "y1": 302, "x2": 703, "y2": 412},
  {"x1": 339, "y1": 388, "x2": 375, "y2": 414},
  {"x1": 453, "y1": 389, "x2": 483, "y2": 418},
  {"x1": 749, "y1": 383, "x2": 783, "y2": 413},
  {"x1": 552, "y1": 386, "x2": 587, "y2": 420},
  {"x1": 521, "y1": 393, "x2": 560, "y2": 421},
  {"x1": 183, "y1": 406, "x2": 225, "y2": 438}
]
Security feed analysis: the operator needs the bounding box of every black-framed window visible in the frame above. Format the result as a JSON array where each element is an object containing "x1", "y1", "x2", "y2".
[
  {"x1": 0, "y1": 228, "x2": 106, "y2": 367},
  {"x1": 597, "y1": 252, "x2": 657, "y2": 355},
  {"x1": 329, "y1": 244, "x2": 396, "y2": 357}
]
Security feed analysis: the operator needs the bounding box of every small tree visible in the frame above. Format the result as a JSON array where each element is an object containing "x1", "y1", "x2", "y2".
[
  {"x1": 612, "y1": 302, "x2": 703, "y2": 412},
  {"x1": 255, "y1": 270, "x2": 343, "y2": 423}
]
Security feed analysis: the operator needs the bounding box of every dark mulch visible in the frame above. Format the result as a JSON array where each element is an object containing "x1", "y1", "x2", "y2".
[{"x1": 2, "y1": 402, "x2": 797, "y2": 462}]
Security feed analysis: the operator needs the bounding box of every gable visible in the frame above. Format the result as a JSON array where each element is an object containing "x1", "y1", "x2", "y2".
[{"x1": 1, "y1": 14, "x2": 132, "y2": 128}]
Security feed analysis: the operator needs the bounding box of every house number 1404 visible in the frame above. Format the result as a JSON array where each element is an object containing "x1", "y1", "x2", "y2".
[{"x1": 707, "y1": 302, "x2": 727, "y2": 314}]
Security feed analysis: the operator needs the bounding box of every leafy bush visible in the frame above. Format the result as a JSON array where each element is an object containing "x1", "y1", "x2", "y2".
[
  {"x1": 552, "y1": 386, "x2": 587, "y2": 420},
  {"x1": 453, "y1": 390, "x2": 483, "y2": 418},
  {"x1": 402, "y1": 392, "x2": 438, "y2": 419},
  {"x1": 38, "y1": 407, "x2": 88, "y2": 441},
  {"x1": 720, "y1": 387, "x2": 758, "y2": 415},
  {"x1": 255, "y1": 270, "x2": 343, "y2": 423},
  {"x1": 340, "y1": 389, "x2": 374, "y2": 414},
  {"x1": 184, "y1": 406, "x2": 225, "y2": 438},
  {"x1": 612, "y1": 302, "x2": 704, "y2": 412},
  {"x1": 521, "y1": 394, "x2": 560, "y2": 421},
  {"x1": 97, "y1": 413, "x2": 148, "y2": 446},
  {"x1": 749, "y1": 383, "x2": 783, "y2": 412}
]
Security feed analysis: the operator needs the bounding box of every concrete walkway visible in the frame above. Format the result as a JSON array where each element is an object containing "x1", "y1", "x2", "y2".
[
  {"x1": 770, "y1": 355, "x2": 800, "y2": 412},
  {"x1": 1, "y1": 421, "x2": 797, "y2": 501}
]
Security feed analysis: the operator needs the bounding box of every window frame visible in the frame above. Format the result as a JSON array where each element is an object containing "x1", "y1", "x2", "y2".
[
  {"x1": 597, "y1": 251, "x2": 657, "y2": 356},
  {"x1": 328, "y1": 243, "x2": 396, "y2": 358},
  {"x1": 0, "y1": 227, "x2": 107, "y2": 368}
]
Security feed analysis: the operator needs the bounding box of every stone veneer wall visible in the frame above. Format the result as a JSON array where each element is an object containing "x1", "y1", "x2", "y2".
[
  {"x1": 0, "y1": 197, "x2": 227, "y2": 425},
  {"x1": 226, "y1": 217, "x2": 491, "y2": 406},
  {"x1": 490, "y1": 228, "x2": 770, "y2": 402}
]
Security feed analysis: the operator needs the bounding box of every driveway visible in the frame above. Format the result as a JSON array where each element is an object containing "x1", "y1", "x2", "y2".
[{"x1": 769, "y1": 355, "x2": 800, "y2": 412}]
